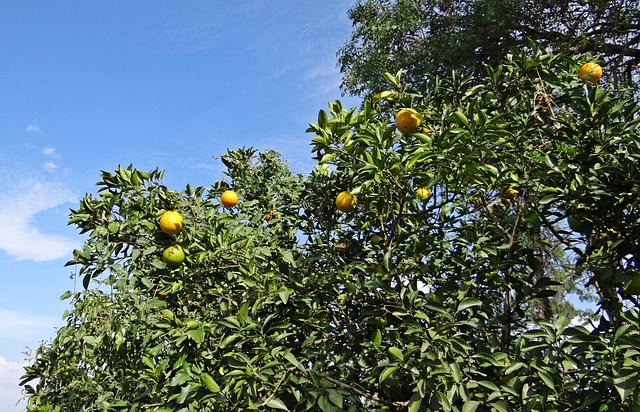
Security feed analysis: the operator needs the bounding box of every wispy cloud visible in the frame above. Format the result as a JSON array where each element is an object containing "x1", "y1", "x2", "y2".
[
  {"x1": 0, "y1": 310, "x2": 59, "y2": 342},
  {"x1": 43, "y1": 161, "x2": 57, "y2": 171},
  {"x1": 25, "y1": 123, "x2": 40, "y2": 133},
  {"x1": 41, "y1": 147, "x2": 56, "y2": 157},
  {"x1": 303, "y1": 60, "x2": 346, "y2": 99},
  {"x1": 0, "y1": 356, "x2": 27, "y2": 412},
  {"x1": 0, "y1": 179, "x2": 79, "y2": 262}
]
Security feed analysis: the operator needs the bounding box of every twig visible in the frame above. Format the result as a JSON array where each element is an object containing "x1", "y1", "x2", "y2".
[
  {"x1": 261, "y1": 368, "x2": 292, "y2": 406},
  {"x1": 303, "y1": 368, "x2": 409, "y2": 408}
]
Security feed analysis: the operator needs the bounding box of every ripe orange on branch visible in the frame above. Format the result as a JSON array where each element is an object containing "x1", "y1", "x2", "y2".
[
  {"x1": 336, "y1": 191, "x2": 356, "y2": 213},
  {"x1": 416, "y1": 186, "x2": 432, "y2": 200},
  {"x1": 159, "y1": 210, "x2": 183, "y2": 235},
  {"x1": 395, "y1": 109, "x2": 422, "y2": 134},
  {"x1": 221, "y1": 190, "x2": 239, "y2": 208},
  {"x1": 578, "y1": 62, "x2": 602, "y2": 83},
  {"x1": 502, "y1": 187, "x2": 519, "y2": 199}
]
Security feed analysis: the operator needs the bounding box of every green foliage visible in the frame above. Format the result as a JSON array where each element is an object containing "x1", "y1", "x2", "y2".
[
  {"x1": 21, "y1": 50, "x2": 640, "y2": 410},
  {"x1": 338, "y1": 0, "x2": 640, "y2": 96}
]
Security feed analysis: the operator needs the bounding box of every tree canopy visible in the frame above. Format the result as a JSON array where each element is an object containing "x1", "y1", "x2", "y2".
[
  {"x1": 338, "y1": 0, "x2": 640, "y2": 97},
  {"x1": 21, "y1": 49, "x2": 640, "y2": 410}
]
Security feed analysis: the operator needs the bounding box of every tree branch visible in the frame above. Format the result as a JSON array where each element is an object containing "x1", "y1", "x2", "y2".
[{"x1": 303, "y1": 368, "x2": 409, "y2": 408}]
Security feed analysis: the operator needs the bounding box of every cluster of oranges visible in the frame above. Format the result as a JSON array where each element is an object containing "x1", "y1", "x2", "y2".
[
  {"x1": 333, "y1": 106, "x2": 434, "y2": 214},
  {"x1": 158, "y1": 190, "x2": 239, "y2": 268},
  {"x1": 159, "y1": 63, "x2": 603, "y2": 268}
]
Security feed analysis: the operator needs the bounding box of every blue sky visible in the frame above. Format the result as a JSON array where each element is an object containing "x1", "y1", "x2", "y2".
[{"x1": 0, "y1": 2, "x2": 359, "y2": 409}]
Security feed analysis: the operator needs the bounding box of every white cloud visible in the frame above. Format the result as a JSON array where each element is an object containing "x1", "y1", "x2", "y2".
[
  {"x1": 0, "y1": 179, "x2": 79, "y2": 262},
  {"x1": 304, "y1": 61, "x2": 339, "y2": 81},
  {"x1": 0, "y1": 310, "x2": 60, "y2": 342},
  {"x1": 24, "y1": 124, "x2": 40, "y2": 133},
  {"x1": 0, "y1": 356, "x2": 28, "y2": 412},
  {"x1": 41, "y1": 147, "x2": 56, "y2": 157},
  {"x1": 43, "y1": 161, "x2": 57, "y2": 171},
  {"x1": 0, "y1": 310, "x2": 61, "y2": 411}
]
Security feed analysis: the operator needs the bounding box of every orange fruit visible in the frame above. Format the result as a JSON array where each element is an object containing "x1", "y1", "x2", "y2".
[
  {"x1": 578, "y1": 62, "x2": 602, "y2": 83},
  {"x1": 334, "y1": 242, "x2": 348, "y2": 252},
  {"x1": 395, "y1": 109, "x2": 421, "y2": 134},
  {"x1": 162, "y1": 245, "x2": 185, "y2": 268},
  {"x1": 416, "y1": 186, "x2": 432, "y2": 200},
  {"x1": 264, "y1": 212, "x2": 272, "y2": 222},
  {"x1": 221, "y1": 190, "x2": 239, "y2": 208},
  {"x1": 336, "y1": 191, "x2": 356, "y2": 213},
  {"x1": 159, "y1": 210, "x2": 183, "y2": 235},
  {"x1": 502, "y1": 187, "x2": 519, "y2": 199}
]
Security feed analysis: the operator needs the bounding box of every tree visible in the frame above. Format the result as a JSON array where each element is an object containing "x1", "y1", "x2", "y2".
[
  {"x1": 337, "y1": 0, "x2": 640, "y2": 97},
  {"x1": 21, "y1": 50, "x2": 640, "y2": 410}
]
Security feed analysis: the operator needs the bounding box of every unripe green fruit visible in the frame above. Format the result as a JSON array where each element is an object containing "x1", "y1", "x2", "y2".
[{"x1": 163, "y1": 245, "x2": 185, "y2": 268}]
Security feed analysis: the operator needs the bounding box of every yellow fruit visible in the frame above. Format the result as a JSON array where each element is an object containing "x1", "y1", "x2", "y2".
[
  {"x1": 578, "y1": 62, "x2": 603, "y2": 83},
  {"x1": 502, "y1": 187, "x2": 519, "y2": 199},
  {"x1": 221, "y1": 190, "x2": 239, "y2": 208},
  {"x1": 163, "y1": 245, "x2": 185, "y2": 268},
  {"x1": 374, "y1": 264, "x2": 388, "y2": 275},
  {"x1": 159, "y1": 210, "x2": 183, "y2": 235},
  {"x1": 371, "y1": 234, "x2": 384, "y2": 246},
  {"x1": 336, "y1": 191, "x2": 356, "y2": 213},
  {"x1": 416, "y1": 186, "x2": 432, "y2": 200},
  {"x1": 333, "y1": 242, "x2": 348, "y2": 253},
  {"x1": 395, "y1": 109, "x2": 421, "y2": 134},
  {"x1": 623, "y1": 271, "x2": 640, "y2": 295}
]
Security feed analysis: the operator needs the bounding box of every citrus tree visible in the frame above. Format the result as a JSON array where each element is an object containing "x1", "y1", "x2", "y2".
[
  {"x1": 21, "y1": 50, "x2": 640, "y2": 410},
  {"x1": 338, "y1": 0, "x2": 640, "y2": 96}
]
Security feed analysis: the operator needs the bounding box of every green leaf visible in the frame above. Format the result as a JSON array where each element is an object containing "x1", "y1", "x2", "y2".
[
  {"x1": 491, "y1": 400, "x2": 509, "y2": 412},
  {"x1": 408, "y1": 393, "x2": 423, "y2": 412},
  {"x1": 450, "y1": 362, "x2": 462, "y2": 383},
  {"x1": 613, "y1": 367, "x2": 638, "y2": 401},
  {"x1": 544, "y1": 154, "x2": 559, "y2": 170},
  {"x1": 462, "y1": 400, "x2": 481, "y2": 412},
  {"x1": 537, "y1": 370, "x2": 555, "y2": 389},
  {"x1": 201, "y1": 373, "x2": 220, "y2": 393},
  {"x1": 477, "y1": 380, "x2": 500, "y2": 391},
  {"x1": 318, "y1": 110, "x2": 329, "y2": 128},
  {"x1": 379, "y1": 366, "x2": 397, "y2": 383},
  {"x1": 505, "y1": 362, "x2": 526, "y2": 375},
  {"x1": 265, "y1": 397, "x2": 289, "y2": 410},
  {"x1": 457, "y1": 298, "x2": 482, "y2": 312},
  {"x1": 388, "y1": 347, "x2": 404, "y2": 362},
  {"x1": 278, "y1": 288, "x2": 291, "y2": 304},
  {"x1": 383, "y1": 72, "x2": 399, "y2": 85},
  {"x1": 238, "y1": 303, "x2": 249, "y2": 324},
  {"x1": 284, "y1": 352, "x2": 304, "y2": 371},
  {"x1": 538, "y1": 195, "x2": 558, "y2": 205},
  {"x1": 372, "y1": 329, "x2": 382, "y2": 351},
  {"x1": 452, "y1": 110, "x2": 471, "y2": 129},
  {"x1": 327, "y1": 389, "x2": 343, "y2": 408},
  {"x1": 187, "y1": 328, "x2": 205, "y2": 345},
  {"x1": 108, "y1": 221, "x2": 120, "y2": 234},
  {"x1": 372, "y1": 90, "x2": 396, "y2": 104}
]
